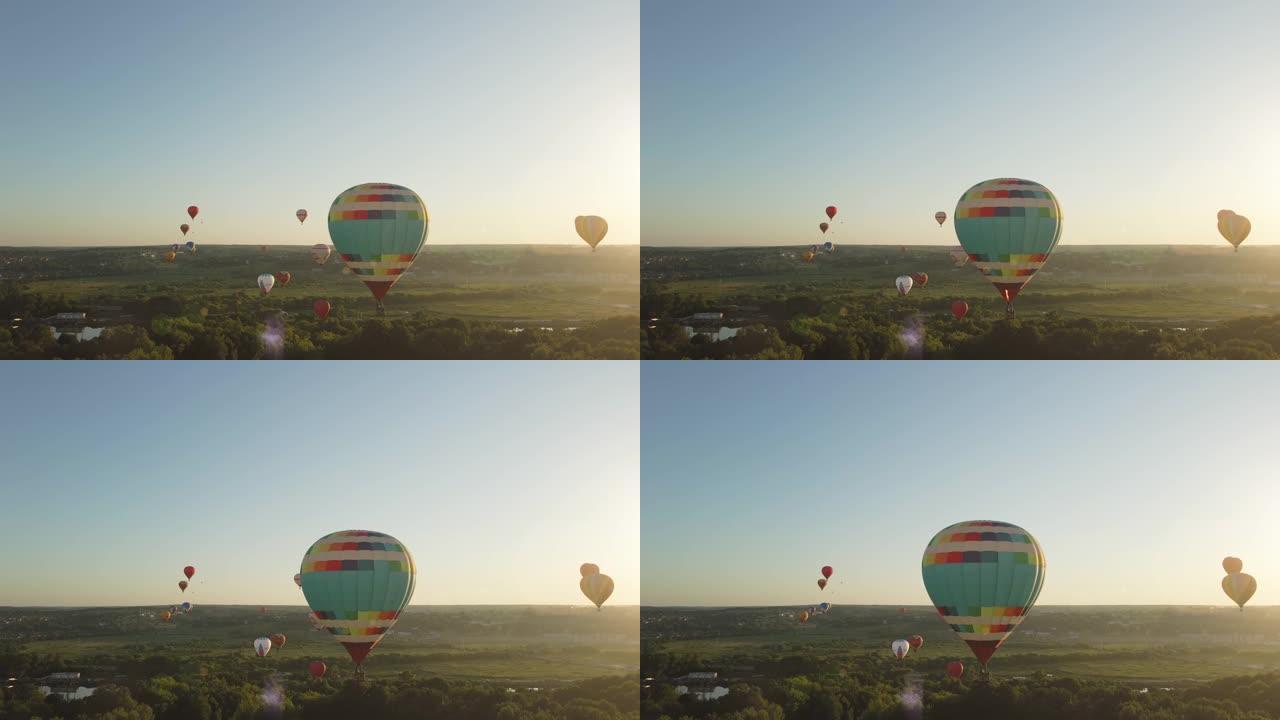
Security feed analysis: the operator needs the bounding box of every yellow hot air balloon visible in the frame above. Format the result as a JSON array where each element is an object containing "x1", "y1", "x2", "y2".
[
  {"x1": 164, "y1": 251, "x2": 177, "y2": 264},
  {"x1": 579, "y1": 572, "x2": 614, "y2": 609},
  {"x1": 1223, "y1": 572, "x2": 1256, "y2": 610},
  {"x1": 1218, "y1": 210, "x2": 1251, "y2": 251},
  {"x1": 574, "y1": 215, "x2": 608, "y2": 251},
  {"x1": 1223, "y1": 556, "x2": 1244, "y2": 574},
  {"x1": 797, "y1": 609, "x2": 809, "y2": 624},
  {"x1": 579, "y1": 563, "x2": 600, "y2": 578}
]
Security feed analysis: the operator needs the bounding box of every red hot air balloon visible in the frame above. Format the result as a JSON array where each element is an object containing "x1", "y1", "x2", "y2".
[
  {"x1": 274, "y1": 271, "x2": 291, "y2": 286},
  {"x1": 819, "y1": 222, "x2": 829, "y2": 234},
  {"x1": 309, "y1": 661, "x2": 327, "y2": 678},
  {"x1": 187, "y1": 206, "x2": 199, "y2": 220},
  {"x1": 179, "y1": 581, "x2": 188, "y2": 592},
  {"x1": 821, "y1": 566, "x2": 833, "y2": 579},
  {"x1": 911, "y1": 272, "x2": 929, "y2": 288},
  {"x1": 313, "y1": 299, "x2": 331, "y2": 320},
  {"x1": 947, "y1": 661, "x2": 964, "y2": 679},
  {"x1": 817, "y1": 578, "x2": 827, "y2": 590},
  {"x1": 271, "y1": 633, "x2": 287, "y2": 649},
  {"x1": 825, "y1": 206, "x2": 837, "y2": 220},
  {"x1": 909, "y1": 634, "x2": 924, "y2": 649},
  {"x1": 180, "y1": 224, "x2": 190, "y2": 236},
  {"x1": 184, "y1": 566, "x2": 195, "y2": 580},
  {"x1": 951, "y1": 300, "x2": 969, "y2": 320}
]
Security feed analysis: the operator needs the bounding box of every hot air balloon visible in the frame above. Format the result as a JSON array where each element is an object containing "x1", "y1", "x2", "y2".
[
  {"x1": 180, "y1": 224, "x2": 190, "y2": 236},
  {"x1": 922, "y1": 521, "x2": 1045, "y2": 670},
  {"x1": 1218, "y1": 210, "x2": 1251, "y2": 251},
  {"x1": 821, "y1": 566, "x2": 833, "y2": 579},
  {"x1": 580, "y1": 573, "x2": 615, "y2": 610},
  {"x1": 935, "y1": 211, "x2": 947, "y2": 226},
  {"x1": 819, "y1": 602, "x2": 830, "y2": 612},
  {"x1": 254, "y1": 637, "x2": 272, "y2": 657},
  {"x1": 575, "y1": 215, "x2": 609, "y2": 251},
  {"x1": 819, "y1": 222, "x2": 829, "y2": 234},
  {"x1": 947, "y1": 661, "x2": 964, "y2": 679},
  {"x1": 818, "y1": 578, "x2": 827, "y2": 590},
  {"x1": 341, "y1": 265, "x2": 353, "y2": 275},
  {"x1": 896, "y1": 276, "x2": 913, "y2": 296},
  {"x1": 892, "y1": 639, "x2": 910, "y2": 659},
  {"x1": 274, "y1": 271, "x2": 291, "y2": 286},
  {"x1": 161, "y1": 611, "x2": 172, "y2": 621},
  {"x1": 311, "y1": 244, "x2": 331, "y2": 265},
  {"x1": 179, "y1": 581, "x2": 188, "y2": 592},
  {"x1": 164, "y1": 252, "x2": 177, "y2": 264},
  {"x1": 187, "y1": 206, "x2": 199, "y2": 220},
  {"x1": 297, "y1": 209, "x2": 308, "y2": 224},
  {"x1": 184, "y1": 566, "x2": 195, "y2": 580},
  {"x1": 909, "y1": 634, "x2": 924, "y2": 649},
  {"x1": 951, "y1": 300, "x2": 969, "y2": 320},
  {"x1": 1223, "y1": 572, "x2": 1257, "y2": 610},
  {"x1": 911, "y1": 272, "x2": 929, "y2": 288},
  {"x1": 825, "y1": 206, "x2": 837, "y2": 220},
  {"x1": 950, "y1": 248, "x2": 970, "y2": 267},
  {"x1": 954, "y1": 178, "x2": 1062, "y2": 313},
  {"x1": 1224, "y1": 557, "x2": 1244, "y2": 574},
  {"x1": 181, "y1": 602, "x2": 191, "y2": 612},
  {"x1": 271, "y1": 633, "x2": 287, "y2": 649},
  {"x1": 309, "y1": 661, "x2": 327, "y2": 678},
  {"x1": 313, "y1": 299, "x2": 331, "y2": 320},
  {"x1": 301, "y1": 530, "x2": 416, "y2": 670},
  {"x1": 823, "y1": 241, "x2": 835, "y2": 254},
  {"x1": 329, "y1": 183, "x2": 428, "y2": 313},
  {"x1": 185, "y1": 241, "x2": 195, "y2": 253},
  {"x1": 798, "y1": 610, "x2": 810, "y2": 624},
  {"x1": 171, "y1": 243, "x2": 181, "y2": 253},
  {"x1": 257, "y1": 273, "x2": 275, "y2": 295},
  {"x1": 809, "y1": 244, "x2": 820, "y2": 254},
  {"x1": 580, "y1": 563, "x2": 600, "y2": 578},
  {"x1": 294, "y1": 573, "x2": 303, "y2": 588},
  {"x1": 802, "y1": 251, "x2": 815, "y2": 263}
]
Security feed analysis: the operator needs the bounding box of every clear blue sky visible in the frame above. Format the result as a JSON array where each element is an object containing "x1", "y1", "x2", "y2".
[
  {"x1": 0, "y1": 1, "x2": 637, "y2": 247},
  {"x1": 643, "y1": 362, "x2": 1280, "y2": 606},
  {"x1": 643, "y1": 1, "x2": 1280, "y2": 246},
  {"x1": 0, "y1": 362, "x2": 638, "y2": 606}
]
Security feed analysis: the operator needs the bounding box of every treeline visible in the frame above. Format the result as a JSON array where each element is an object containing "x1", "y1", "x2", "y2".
[
  {"x1": 0, "y1": 285, "x2": 638, "y2": 359},
  {"x1": 642, "y1": 291, "x2": 1280, "y2": 359}
]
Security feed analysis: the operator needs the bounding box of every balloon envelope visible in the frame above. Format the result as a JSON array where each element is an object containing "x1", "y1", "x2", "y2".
[
  {"x1": 892, "y1": 639, "x2": 910, "y2": 659},
  {"x1": 951, "y1": 300, "x2": 969, "y2": 320},
  {"x1": 187, "y1": 205, "x2": 198, "y2": 220},
  {"x1": 309, "y1": 661, "x2": 327, "y2": 678},
  {"x1": 935, "y1": 211, "x2": 947, "y2": 226},
  {"x1": 947, "y1": 661, "x2": 964, "y2": 679},
  {"x1": 911, "y1": 272, "x2": 929, "y2": 288},
  {"x1": 817, "y1": 578, "x2": 827, "y2": 590},
  {"x1": 328, "y1": 183, "x2": 428, "y2": 301},
  {"x1": 178, "y1": 581, "x2": 188, "y2": 592},
  {"x1": 819, "y1": 222, "x2": 829, "y2": 234},
  {"x1": 1223, "y1": 572, "x2": 1257, "y2": 609},
  {"x1": 164, "y1": 252, "x2": 177, "y2": 263},
  {"x1": 1218, "y1": 211, "x2": 1251, "y2": 250},
  {"x1": 311, "y1": 244, "x2": 331, "y2": 265},
  {"x1": 821, "y1": 566, "x2": 833, "y2": 579},
  {"x1": 257, "y1": 273, "x2": 275, "y2": 295},
  {"x1": 575, "y1": 215, "x2": 609, "y2": 250},
  {"x1": 313, "y1": 299, "x2": 331, "y2": 320},
  {"x1": 579, "y1": 563, "x2": 600, "y2": 578},
  {"x1": 825, "y1": 206, "x2": 837, "y2": 220},
  {"x1": 294, "y1": 573, "x2": 303, "y2": 588},
  {"x1": 909, "y1": 634, "x2": 924, "y2": 649},
  {"x1": 921, "y1": 520, "x2": 1045, "y2": 667},
  {"x1": 297, "y1": 209, "x2": 308, "y2": 224},
  {"x1": 896, "y1": 276, "x2": 913, "y2": 296},
  {"x1": 1223, "y1": 557, "x2": 1243, "y2": 574},
  {"x1": 797, "y1": 610, "x2": 809, "y2": 623},
  {"x1": 270, "y1": 633, "x2": 287, "y2": 649},
  {"x1": 183, "y1": 566, "x2": 195, "y2": 580},
  {"x1": 301, "y1": 530, "x2": 416, "y2": 666},
  {"x1": 580, "y1": 573, "x2": 615, "y2": 608},
  {"x1": 953, "y1": 178, "x2": 1062, "y2": 305},
  {"x1": 254, "y1": 637, "x2": 272, "y2": 657},
  {"x1": 180, "y1": 224, "x2": 190, "y2": 236}
]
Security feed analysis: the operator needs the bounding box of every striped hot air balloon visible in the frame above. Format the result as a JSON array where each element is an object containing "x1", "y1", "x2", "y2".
[
  {"x1": 921, "y1": 520, "x2": 1045, "y2": 670},
  {"x1": 953, "y1": 179, "x2": 1062, "y2": 312},
  {"x1": 327, "y1": 183, "x2": 428, "y2": 312},
  {"x1": 300, "y1": 530, "x2": 416, "y2": 670}
]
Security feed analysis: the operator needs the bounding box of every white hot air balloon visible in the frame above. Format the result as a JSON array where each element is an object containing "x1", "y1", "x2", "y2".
[
  {"x1": 574, "y1": 215, "x2": 609, "y2": 251},
  {"x1": 895, "y1": 275, "x2": 914, "y2": 296},
  {"x1": 257, "y1": 273, "x2": 276, "y2": 295},
  {"x1": 311, "y1": 243, "x2": 332, "y2": 265},
  {"x1": 254, "y1": 637, "x2": 273, "y2": 657},
  {"x1": 892, "y1": 639, "x2": 910, "y2": 660}
]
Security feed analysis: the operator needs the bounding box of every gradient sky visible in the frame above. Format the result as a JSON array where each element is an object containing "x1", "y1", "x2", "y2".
[
  {"x1": 643, "y1": 361, "x2": 1280, "y2": 606},
  {"x1": 643, "y1": 1, "x2": 1280, "y2": 246},
  {"x1": 0, "y1": 362, "x2": 638, "y2": 606},
  {"x1": 0, "y1": 1, "x2": 637, "y2": 247}
]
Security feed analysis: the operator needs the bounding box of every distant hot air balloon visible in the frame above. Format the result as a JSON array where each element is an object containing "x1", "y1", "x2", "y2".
[
  {"x1": 575, "y1": 215, "x2": 609, "y2": 251},
  {"x1": 798, "y1": 610, "x2": 810, "y2": 624},
  {"x1": 184, "y1": 566, "x2": 195, "y2": 580},
  {"x1": 922, "y1": 521, "x2": 1045, "y2": 670},
  {"x1": 311, "y1": 244, "x2": 331, "y2": 265},
  {"x1": 161, "y1": 611, "x2": 172, "y2": 621},
  {"x1": 911, "y1": 272, "x2": 929, "y2": 288},
  {"x1": 819, "y1": 602, "x2": 830, "y2": 612},
  {"x1": 909, "y1": 634, "x2": 924, "y2": 649},
  {"x1": 822, "y1": 566, "x2": 833, "y2": 579},
  {"x1": 274, "y1": 271, "x2": 291, "y2": 286},
  {"x1": 819, "y1": 222, "x2": 829, "y2": 234},
  {"x1": 257, "y1": 273, "x2": 275, "y2": 295},
  {"x1": 892, "y1": 639, "x2": 910, "y2": 660},
  {"x1": 1218, "y1": 210, "x2": 1251, "y2": 251},
  {"x1": 309, "y1": 661, "x2": 327, "y2": 678},
  {"x1": 301, "y1": 530, "x2": 416, "y2": 669},
  {"x1": 179, "y1": 581, "x2": 188, "y2": 592},
  {"x1": 823, "y1": 241, "x2": 835, "y2": 254},
  {"x1": 180, "y1": 224, "x2": 190, "y2": 236},
  {"x1": 171, "y1": 243, "x2": 181, "y2": 253},
  {"x1": 294, "y1": 573, "x2": 303, "y2": 588},
  {"x1": 580, "y1": 563, "x2": 601, "y2": 578},
  {"x1": 254, "y1": 637, "x2": 272, "y2": 657},
  {"x1": 825, "y1": 206, "x2": 837, "y2": 220},
  {"x1": 181, "y1": 602, "x2": 191, "y2": 612},
  {"x1": 297, "y1": 209, "x2": 308, "y2": 224},
  {"x1": 580, "y1": 573, "x2": 615, "y2": 610},
  {"x1": 947, "y1": 661, "x2": 965, "y2": 679},
  {"x1": 1223, "y1": 572, "x2": 1257, "y2": 610},
  {"x1": 1224, "y1": 557, "x2": 1244, "y2": 574},
  {"x1": 329, "y1": 183, "x2": 428, "y2": 312},
  {"x1": 818, "y1": 578, "x2": 827, "y2": 590},
  {"x1": 951, "y1": 300, "x2": 969, "y2": 321},
  {"x1": 313, "y1": 299, "x2": 331, "y2": 320},
  {"x1": 164, "y1": 251, "x2": 177, "y2": 264},
  {"x1": 896, "y1": 276, "x2": 913, "y2": 296},
  {"x1": 270, "y1": 633, "x2": 287, "y2": 649},
  {"x1": 187, "y1": 206, "x2": 199, "y2": 220},
  {"x1": 954, "y1": 178, "x2": 1062, "y2": 311},
  {"x1": 802, "y1": 251, "x2": 815, "y2": 263},
  {"x1": 809, "y1": 244, "x2": 820, "y2": 254},
  {"x1": 185, "y1": 241, "x2": 195, "y2": 253},
  {"x1": 935, "y1": 211, "x2": 947, "y2": 226},
  {"x1": 950, "y1": 248, "x2": 970, "y2": 267}
]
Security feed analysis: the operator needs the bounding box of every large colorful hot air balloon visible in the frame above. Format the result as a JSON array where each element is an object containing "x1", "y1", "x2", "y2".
[
  {"x1": 935, "y1": 211, "x2": 947, "y2": 226},
  {"x1": 257, "y1": 273, "x2": 275, "y2": 295},
  {"x1": 825, "y1": 206, "x2": 837, "y2": 220},
  {"x1": 184, "y1": 566, "x2": 195, "y2": 580},
  {"x1": 1224, "y1": 557, "x2": 1244, "y2": 574},
  {"x1": 254, "y1": 637, "x2": 272, "y2": 657},
  {"x1": 1223, "y1": 572, "x2": 1256, "y2": 610},
  {"x1": 821, "y1": 566, "x2": 833, "y2": 579},
  {"x1": 580, "y1": 573, "x2": 615, "y2": 609},
  {"x1": 187, "y1": 206, "x2": 199, "y2": 220},
  {"x1": 896, "y1": 276, "x2": 913, "y2": 296},
  {"x1": 580, "y1": 563, "x2": 600, "y2": 578},
  {"x1": 891, "y1": 639, "x2": 910, "y2": 660},
  {"x1": 575, "y1": 215, "x2": 609, "y2": 251},
  {"x1": 311, "y1": 244, "x2": 331, "y2": 265},
  {"x1": 954, "y1": 178, "x2": 1062, "y2": 312},
  {"x1": 300, "y1": 530, "x2": 416, "y2": 670},
  {"x1": 1218, "y1": 210, "x2": 1251, "y2": 251},
  {"x1": 297, "y1": 209, "x2": 308, "y2": 224},
  {"x1": 921, "y1": 521, "x2": 1045, "y2": 670},
  {"x1": 328, "y1": 183, "x2": 428, "y2": 312}
]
